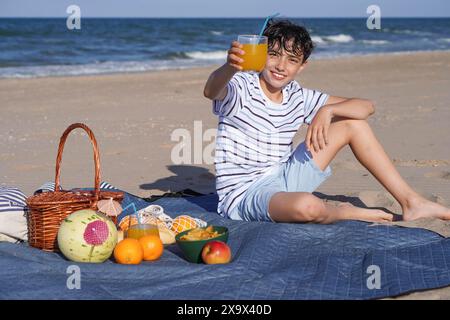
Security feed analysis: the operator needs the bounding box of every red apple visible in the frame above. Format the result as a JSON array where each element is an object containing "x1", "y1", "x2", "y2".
[{"x1": 201, "y1": 240, "x2": 231, "y2": 264}]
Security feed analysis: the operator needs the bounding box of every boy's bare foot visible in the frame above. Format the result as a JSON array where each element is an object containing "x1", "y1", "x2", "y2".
[
  {"x1": 338, "y1": 203, "x2": 393, "y2": 223},
  {"x1": 402, "y1": 195, "x2": 450, "y2": 221}
]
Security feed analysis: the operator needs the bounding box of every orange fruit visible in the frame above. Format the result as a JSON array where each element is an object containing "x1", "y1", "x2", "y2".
[
  {"x1": 113, "y1": 238, "x2": 143, "y2": 264},
  {"x1": 139, "y1": 235, "x2": 164, "y2": 261}
]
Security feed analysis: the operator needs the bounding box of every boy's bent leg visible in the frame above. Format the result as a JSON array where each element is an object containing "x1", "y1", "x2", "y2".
[
  {"x1": 309, "y1": 118, "x2": 450, "y2": 220},
  {"x1": 268, "y1": 192, "x2": 393, "y2": 224},
  {"x1": 310, "y1": 118, "x2": 418, "y2": 204}
]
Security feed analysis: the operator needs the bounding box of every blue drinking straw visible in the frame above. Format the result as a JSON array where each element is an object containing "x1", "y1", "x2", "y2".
[
  {"x1": 121, "y1": 202, "x2": 141, "y2": 226},
  {"x1": 258, "y1": 12, "x2": 280, "y2": 37}
]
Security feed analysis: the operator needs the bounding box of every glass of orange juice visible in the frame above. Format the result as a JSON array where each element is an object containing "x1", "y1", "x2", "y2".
[
  {"x1": 125, "y1": 224, "x2": 160, "y2": 240},
  {"x1": 238, "y1": 35, "x2": 268, "y2": 72}
]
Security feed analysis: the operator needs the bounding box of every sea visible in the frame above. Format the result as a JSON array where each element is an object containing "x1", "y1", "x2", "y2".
[{"x1": 0, "y1": 18, "x2": 449, "y2": 78}]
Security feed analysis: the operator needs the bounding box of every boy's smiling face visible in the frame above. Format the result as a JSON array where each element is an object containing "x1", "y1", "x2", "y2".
[{"x1": 260, "y1": 39, "x2": 307, "y2": 95}]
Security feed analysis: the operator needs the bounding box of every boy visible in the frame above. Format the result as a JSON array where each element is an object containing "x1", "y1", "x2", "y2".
[{"x1": 203, "y1": 19, "x2": 450, "y2": 223}]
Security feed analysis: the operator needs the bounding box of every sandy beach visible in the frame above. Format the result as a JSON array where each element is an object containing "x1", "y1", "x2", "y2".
[{"x1": 1, "y1": 51, "x2": 450, "y2": 298}]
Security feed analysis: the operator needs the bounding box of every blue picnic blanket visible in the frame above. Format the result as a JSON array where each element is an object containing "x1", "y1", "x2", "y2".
[{"x1": 1, "y1": 190, "x2": 450, "y2": 300}]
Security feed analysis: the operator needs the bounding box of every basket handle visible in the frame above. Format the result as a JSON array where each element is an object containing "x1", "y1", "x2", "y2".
[{"x1": 54, "y1": 123, "x2": 101, "y2": 202}]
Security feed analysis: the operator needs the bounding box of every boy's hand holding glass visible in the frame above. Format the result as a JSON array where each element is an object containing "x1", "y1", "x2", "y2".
[
  {"x1": 227, "y1": 41, "x2": 245, "y2": 71},
  {"x1": 227, "y1": 36, "x2": 268, "y2": 72}
]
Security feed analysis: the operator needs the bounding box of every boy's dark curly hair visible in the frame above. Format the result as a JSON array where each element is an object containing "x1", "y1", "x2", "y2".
[{"x1": 263, "y1": 19, "x2": 314, "y2": 63}]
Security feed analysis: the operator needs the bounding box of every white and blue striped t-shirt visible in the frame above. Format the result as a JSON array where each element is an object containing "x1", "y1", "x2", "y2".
[
  {"x1": 212, "y1": 72, "x2": 329, "y2": 220},
  {"x1": 0, "y1": 186, "x2": 27, "y2": 213}
]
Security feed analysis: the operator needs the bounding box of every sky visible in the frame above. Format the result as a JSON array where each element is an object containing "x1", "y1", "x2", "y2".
[{"x1": 0, "y1": 0, "x2": 449, "y2": 18}]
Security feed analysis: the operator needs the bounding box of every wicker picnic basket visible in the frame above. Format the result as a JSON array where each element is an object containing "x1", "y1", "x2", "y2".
[{"x1": 26, "y1": 123, "x2": 124, "y2": 252}]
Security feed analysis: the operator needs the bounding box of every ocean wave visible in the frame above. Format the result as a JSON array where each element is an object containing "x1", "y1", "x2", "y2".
[
  {"x1": 323, "y1": 34, "x2": 354, "y2": 43},
  {"x1": 361, "y1": 40, "x2": 390, "y2": 45},
  {"x1": 156, "y1": 51, "x2": 191, "y2": 60},
  {"x1": 312, "y1": 34, "x2": 354, "y2": 44},
  {"x1": 311, "y1": 36, "x2": 326, "y2": 44},
  {"x1": 439, "y1": 38, "x2": 450, "y2": 43},
  {"x1": 185, "y1": 50, "x2": 227, "y2": 60},
  {"x1": 0, "y1": 59, "x2": 218, "y2": 78},
  {"x1": 155, "y1": 50, "x2": 227, "y2": 61},
  {"x1": 382, "y1": 28, "x2": 434, "y2": 37},
  {"x1": 210, "y1": 30, "x2": 224, "y2": 36},
  {"x1": 2, "y1": 49, "x2": 449, "y2": 79},
  {"x1": 0, "y1": 50, "x2": 227, "y2": 78}
]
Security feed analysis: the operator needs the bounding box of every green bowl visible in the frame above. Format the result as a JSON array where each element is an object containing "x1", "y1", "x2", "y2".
[{"x1": 175, "y1": 226, "x2": 229, "y2": 263}]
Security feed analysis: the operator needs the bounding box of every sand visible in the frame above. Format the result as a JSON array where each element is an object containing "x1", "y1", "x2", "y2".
[{"x1": 1, "y1": 51, "x2": 450, "y2": 299}]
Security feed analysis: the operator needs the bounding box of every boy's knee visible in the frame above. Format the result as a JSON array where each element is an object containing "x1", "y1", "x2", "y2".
[
  {"x1": 331, "y1": 118, "x2": 370, "y2": 143},
  {"x1": 344, "y1": 119, "x2": 369, "y2": 132},
  {"x1": 292, "y1": 195, "x2": 326, "y2": 223}
]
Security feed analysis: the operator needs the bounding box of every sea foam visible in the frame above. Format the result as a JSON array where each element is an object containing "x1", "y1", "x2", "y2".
[
  {"x1": 323, "y1": 34, "x2": 354, "y2": 43},
  {"x1": 185, "y1": 50, "x2": 227, "y2": 60}
]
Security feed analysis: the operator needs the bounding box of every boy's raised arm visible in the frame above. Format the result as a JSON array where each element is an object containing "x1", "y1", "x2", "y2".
[{"x1": 203, "y1": 41, "x2": 244, "y2": 101}]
